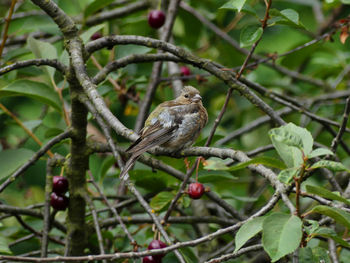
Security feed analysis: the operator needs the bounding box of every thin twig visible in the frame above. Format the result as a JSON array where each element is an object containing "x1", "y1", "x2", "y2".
[
  {"x1": 330, "y1": 97, "x2": 350, "y2": 153},
  {"x1": 0, "y1": 103, "x2": 54, "y2": 157},
  {"x1": 0, "y1": 0, "x2": 17, "y2": 59}
]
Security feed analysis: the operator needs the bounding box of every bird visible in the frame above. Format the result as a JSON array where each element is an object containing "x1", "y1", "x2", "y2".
[{"x1": 120, "y1": 86, "x2": 208, "y2": 179}]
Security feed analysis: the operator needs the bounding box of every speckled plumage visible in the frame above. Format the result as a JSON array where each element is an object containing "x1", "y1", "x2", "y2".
[{"x1": 120, "y1": 86, "x2": 208, "y2": 179}]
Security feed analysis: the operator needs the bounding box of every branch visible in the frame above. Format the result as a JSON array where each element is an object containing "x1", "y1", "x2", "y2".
[
  {"x1": 0, "y1": 59, "x2": 68, "y2": 75},
  {"x1": 330, "y1": 97, "x2": 350, "y2": 153},
  {"x1": 86, "y1": 35, "x2": 285, "y2": 126},
  {"x1": 91, "y1": 53, "x2": 182, "y2": 85},
  {"x1": 85, "y1": 0, "x2": 150, "y2": 26},
  {"x1": 205, "y1": 244, "x2": 263, "y2": 263},
  {"x1": 0, "y1": 194, "x2": 281, "y2": 262},
  {"x1": 0, "y1": 0, "x2": 17, "y2": 59}
]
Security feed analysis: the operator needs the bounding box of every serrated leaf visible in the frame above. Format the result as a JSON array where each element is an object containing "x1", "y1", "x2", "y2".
[
  {"x1": 228, "y1": 156, "x2": 286, "y2": 171},
  {"x1": 27, "y1": 36, "x2": 57, "y2": 79},
  {"x1": 307, "y1": 148, "x2": 333, "y2": 159},
  {"x1": 219, "y1": 0, "x2": 247, "y2": 12},
  {"x1": 278, "y1": 167, "x2": 299, "y2": 184},
  {"x1": 310, "y1": 205, "x2": 350, "y2": 228},
  {"x1": 262, "y1": 213, "x2": 302, "y2": 262},
  {"x1": 240, "y1": 25, "x2": 263, "y2": 47},
  {"x1": 81, "y1": 24, "x2": 105, "y2": 44},
  {"x1": 310, "y1": 160, "x2": 349, "y2": 172},
  {"x1": 150, "y1": 192, "x2": 175, "y2": 212},
  {"x1": 0, "y1": 80, "x2": 62, "y2": 112},
  {"x1": 0, "y1": 149, "x2": 35, "y2": 181},
  {"x1": 84, "y1": 0, "x2": 115, "y2": 18},
  {"x1": 235, "y1": 216, "x2": 264, "y2": 252},
  {"x1": 312, "y1": 227, "x2": 350, "y2": 248},
  {"x1": 306, "y1": 185, "x2": 350, "y2": 205}
]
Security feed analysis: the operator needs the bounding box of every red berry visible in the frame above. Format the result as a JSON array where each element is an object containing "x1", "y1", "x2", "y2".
[
  {"x1": 148, "y1": 10, "x2": 166, "y2": 29},
  {"x1": 142, "y1": 256, "x2": 160, "y2": 263},
  {"x1": 188, "y1": 182, "x2": 205, "y2": 199},
  {"x1": 91, "y1": 32, "x2": 102, "y2": 40},
  {"x1": 148, "y1": 240, "x2": 167, "y2": 260},
  {"x1": 180, "y1": 66, "x2": 191, "y2": 76},
  {"x1": 50, "y1": 192, "x2": 69, "y2": 211},
  {"x1": 52, "y1": 176, "x2": 68, "y2": 194}
]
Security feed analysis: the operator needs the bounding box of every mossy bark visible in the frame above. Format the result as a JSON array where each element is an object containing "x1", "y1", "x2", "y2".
[{"x1": 65, "y1": 86, "x2": 89, "y2": 256}]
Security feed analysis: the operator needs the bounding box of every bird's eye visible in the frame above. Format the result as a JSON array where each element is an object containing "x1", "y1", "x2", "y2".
[{"x1": 184, "y1": 94, "x2": 189, "y2": 98}]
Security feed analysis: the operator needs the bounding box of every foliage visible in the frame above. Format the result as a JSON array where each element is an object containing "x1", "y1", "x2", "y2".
[{"x1": 1, "y1": 0, "x2": 350, "y2": 262}]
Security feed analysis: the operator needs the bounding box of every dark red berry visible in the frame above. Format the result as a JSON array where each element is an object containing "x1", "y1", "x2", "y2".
[
  {"x1": 148, "y1": 240, "x2": 167, "y2": 260},
  {"x1": 91, "y1": 32, "x2": 102, "y2": 40},
  {"x1": 52, "y1": 176, "x2": 68, "y2": 194},
  {"x1": 50, "y1": 192, "x2": 69, "y2": 211},
  {"x1": 188, "y1": 182, "x2": 205, "y2": 199},
  {"x1": 142, "y1": 255, "x2": 160, "y2": 263},
  {"x1": 148, "y1": 10, "x2": 166, "y2": 29},
  {"x1": 180, "y1": 66, "x2": 191, "y2": 76}
]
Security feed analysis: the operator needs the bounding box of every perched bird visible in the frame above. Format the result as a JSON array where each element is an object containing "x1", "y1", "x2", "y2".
[{"x1": 120, "y1": 86, "x2": 208, "y2": 179}]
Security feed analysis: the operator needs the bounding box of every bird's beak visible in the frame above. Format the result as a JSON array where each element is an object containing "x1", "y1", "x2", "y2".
[{"x1": 191, "y1": 94, "x2": 202, "y2": 103}]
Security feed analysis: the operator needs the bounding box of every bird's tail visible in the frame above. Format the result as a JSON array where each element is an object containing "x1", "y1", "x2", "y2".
[{"x1": 119, "y1": 155, "x2": 139, "y2": 181}]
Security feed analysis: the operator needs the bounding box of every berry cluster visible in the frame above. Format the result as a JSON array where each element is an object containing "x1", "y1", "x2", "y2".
[
  {"x1": 50, "y1": 176, "x2": 69, "y2": 210},
  {"x1": 143, "y1": 240, "x2": 167, "y2": 263}
]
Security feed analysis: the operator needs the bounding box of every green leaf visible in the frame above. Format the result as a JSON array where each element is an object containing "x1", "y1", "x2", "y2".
[
  {"x1": 198, "y1": 171, "x2": 237, "y2": 183},
  {"x1": 203, "y1": 158, "x2": 229, "y2": 171},
  {"x1": 0, "y1": 80, "x2": 62, "y2": 112},
  {"x1": 219, "y1": 0, "x2": 247, "y2": 12},
  {"x1": 0, "y1": 236, "x2": 11, "y2": 255},
  {"x1": 312, "y1": 227, "x2": 350, "y2": 248},
  {"x1": 131, "y1": 170, "x2": 170, "y2": 192},
  {"x1": 0, "y1": 149, "x2": 35, "y2": 181},
  {"x1": 240, "y1": 25, "x2": 263, "y2": 47},
  {"x1": 27, "y1": 36, "x2": 57, "y2": 79},
  {"x1": 310, "y1": 205, "x2": 350, "y2": 228},
  {"x1": 277, "y1": 167, "x2": 299, "y2": 184},
  {"x1": 341, "y1": 0, "x2": 350, "y2": 4},
  {"x1": 269, "y1": 123, "x2": 313, "y2": 155},
  {"x1": 269, "y1": 9, "x2": 305, "y2": 29},
  {"x1": 84, "y1": 0, "x2": 115, "y2": 18},
  {"x1": 299, "y1": 247, "x2": 331, "y2": 263},
  {"x1": 235, "y1": 216, "x2": 264, "y2": 252},
  {"x1": 228, "y1": 156, "x2": 286, "y2": 171},
  {"x1": 307, "y1": 148, "x2": 333, "y2": 159},
  {"x1": 81, "y1": 24, "x2": 105, "y2": 44},
  {"x1": 305, "y1": 185, "x2": 350, "y2": 205},
  {"x1": 150, "y1": 192, "x2": 175, "y2": 212},
  {"x1": 309, "y1": 160, "x2": 349, "y2": 172},
  {"x1": 262, "y1": 213, "x2": 302, "y2": 262},
  {"x1": 280, "y1": 9, "x2": 299, "y2": 25}
]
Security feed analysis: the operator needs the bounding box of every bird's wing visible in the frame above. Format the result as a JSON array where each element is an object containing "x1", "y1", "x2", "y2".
[{"x1": 126, "y1": 122, "x2": 176, "y2": 157}]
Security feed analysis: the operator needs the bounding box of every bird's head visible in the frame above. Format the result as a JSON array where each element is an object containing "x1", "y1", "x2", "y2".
[{"x1": 176, "y1": 86, "x2": 203, "y2": 105}]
